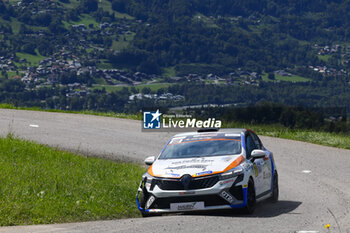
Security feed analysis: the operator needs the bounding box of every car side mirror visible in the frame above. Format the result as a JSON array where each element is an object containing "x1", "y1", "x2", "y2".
[
  {"x1": 144, "y1": 156, "x2": 155, "y2": 166},
  {"x1": 251, "y1": 150, "x2": 267, "y2": 162}
]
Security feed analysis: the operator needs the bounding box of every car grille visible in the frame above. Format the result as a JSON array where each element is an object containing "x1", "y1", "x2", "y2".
[
  {"x1": 152, "y1": 175, "x2": 220, "y2": 191},
  {"x1": 152, "y1": 194, "x2": 229, "y2": 209}
]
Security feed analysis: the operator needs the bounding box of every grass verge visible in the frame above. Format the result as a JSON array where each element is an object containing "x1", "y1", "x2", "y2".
[
  {"x1": 0, "y1": 103, "x2": 142, "y2": 120},
  {"x1": 224, "y1": 121, "x2": 350, "y2": 150},
  {"x1": 0, "y1": 135, "x2": 146, "y2": 226}
]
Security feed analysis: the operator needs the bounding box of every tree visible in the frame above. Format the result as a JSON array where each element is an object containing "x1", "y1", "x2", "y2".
[
  {"x1": 112, "y1": 0, "x2": 126, "y2": 13},
  {"x1": 137, "y1": 60, "x2": 161, "y2": 75},
  {"x1": 141, "y1": 87, "x2": 151, "y2": 95},
  {"x1": 80, "y1": 0, "x2": 98, "y2": 13},
  {"x1": 268, "y1": 73, "x2": 275, "y2": 80}
]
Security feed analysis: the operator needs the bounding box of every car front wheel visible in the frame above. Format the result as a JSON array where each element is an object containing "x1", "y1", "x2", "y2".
[{"x1": 243, "y1": 179, "x2": 256, "y2": 214}]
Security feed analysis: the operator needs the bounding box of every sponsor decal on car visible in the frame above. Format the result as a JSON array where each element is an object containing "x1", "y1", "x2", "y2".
[
  {"x1": 221, "y1": 156, "x2": 232, "y2": 163},
  {"x1": 170, "y1": 202, "x2": 205, "y2": 211},
  {"x1": 179, "y1": 191, "x2": 196, "y2": 195},
  {"x1": 145, "y1": 195, "x2": 155, "y2": 209},
  {"x1": 220, "y1": 191, "x2": 235, "y2": 204},
  {"x1": 193, "y1": 171, "x2": 213, "y2": 177},
  {"x1": 170, "y1": 158, "x2": 214, "y2": 165},
  {"x1": 165, "y1": 173, "x2": 181, "y2": 177},
  {"x1": 254, "y1": 164, "x2": 258, "y2": 177},
  {"x1": 165, "y1": 164, "x2": 209, "y2": 170},
  {"x1": 219, "y1": 178, "x2": 235, "y2": 185}
]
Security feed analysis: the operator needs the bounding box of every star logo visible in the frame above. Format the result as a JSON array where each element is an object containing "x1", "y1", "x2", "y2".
[
  {"x1": 150, "y1": 109, "x2": 162, "y2": 122},
  {"x1": 143, "y1": 109, "x2": 162, "y2": 129}
]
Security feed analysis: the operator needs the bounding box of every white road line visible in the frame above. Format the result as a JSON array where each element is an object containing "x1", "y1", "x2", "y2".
[
  {"x1": 29, "y1": 124, "x2": 39, "y2": 128},
  {"x1": 301, "y1": 170, "x2": 312, "y2": 174},
  {"x1": 295, "y1": 231, "x2": 319, "y2": 233}
]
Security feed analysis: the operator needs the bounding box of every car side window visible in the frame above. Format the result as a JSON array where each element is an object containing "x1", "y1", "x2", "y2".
[
  {"x1": 252, "y1": 133, "x2": 262, "y2": 149},
  {"x1": 246, "y1": 134, "x2": 257, "y2": 159}
]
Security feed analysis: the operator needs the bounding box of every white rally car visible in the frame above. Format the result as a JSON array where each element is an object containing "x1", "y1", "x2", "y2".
[{"x1": 136, "y1": 128, "x2": 278, "y2": 216}]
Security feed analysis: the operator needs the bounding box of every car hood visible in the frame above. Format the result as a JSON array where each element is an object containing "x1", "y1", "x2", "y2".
[{"x1": 148, "y1": 154, "x2": 244, "y2": 178}]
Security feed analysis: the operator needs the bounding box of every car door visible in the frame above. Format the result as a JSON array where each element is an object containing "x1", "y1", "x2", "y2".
[
  {"x1": 252, "y1": 132, "x2": 272, "y2": 194},
  {"x1": 245, "y1": 132, "x2": 264, "y2": 196}
]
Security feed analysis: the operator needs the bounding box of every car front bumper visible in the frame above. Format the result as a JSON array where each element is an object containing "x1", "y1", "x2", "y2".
[{"x1": 136, "y1": 174, "x2": 248, "y2": 214}]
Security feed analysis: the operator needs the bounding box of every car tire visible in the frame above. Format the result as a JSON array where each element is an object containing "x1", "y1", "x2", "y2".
[
  {"x1": 243, "y1": 179, "x2": 256, "y2": 214},
  {"x1": 141, "y1": 211, "x2": 151, "y2": 217},
  {"x1": 270, "y1": 172, "x2": 279, "y2": 203},
  {"x1": 139, "y1": 191, "x2": 160, "y2": 217},
  {"x1": 140, "y1": 191, "x2": 151, "y2": 217}
]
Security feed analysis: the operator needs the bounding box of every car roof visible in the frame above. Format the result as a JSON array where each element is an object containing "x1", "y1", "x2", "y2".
[{"x1": 173, "y1": 128, "x2": 248, "y2": 138}]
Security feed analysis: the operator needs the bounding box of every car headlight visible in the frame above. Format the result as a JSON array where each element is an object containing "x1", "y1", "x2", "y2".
[
  {"x1": 142, "y1": 172, "x2": 154, "y2": 183},
  {"x1": 219, "y1": 166, "x2": 244, "y2": 180}
]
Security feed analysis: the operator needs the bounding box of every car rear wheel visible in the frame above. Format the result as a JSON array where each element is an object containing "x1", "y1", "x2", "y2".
[
  {"x1": 243, "y1": 179, "x2": 256, "y2": 214},
  {"x1": 270, "y1": 172, "x2": 279, "y2": 203}
]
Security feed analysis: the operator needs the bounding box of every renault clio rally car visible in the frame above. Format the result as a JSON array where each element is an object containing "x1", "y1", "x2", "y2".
[{"x1": 136, "y1": 128, "x2": 278, "y2": 216}]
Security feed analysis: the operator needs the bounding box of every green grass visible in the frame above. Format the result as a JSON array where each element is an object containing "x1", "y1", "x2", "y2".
[
  {"x1": 63, "y1": 14, "x2": 99, "y2": 29},
  {"x1": 262, "y1": 73, "x2": 310, "y2": 82},
  {"x1": 94, "y1": 77, "x2": 108, "y2": 85},
  {"x1": 1, "y1": 17, "x2": 45, "y2": 34},
  {"x1": 0, "y1": 71, "x2": 18, "y2": 79},
  {"x1": 318, "y1": 54, "x2": 332, "y2": 62},
  {"x1": 136, "y1": 83, "x2": 171, "y2": 91},
  {"x1": 9, "y1": 17, "x2": 22, "y2": 34},
  {"x1": 96, "y1": 61, "x2": 114, "y2": 69},
  {"x1": 223, "y1": 121, "x2": 350, "y2": 150},
  {"x1": 0, "y1": 103, "x2": 142, "y2": 120},
  {"x1": 99, "y1": 0, "x2": 134, "y2": 19},
  {"x1": 0, "y1": 17, "x2": 21, "y2": 34},
  {"x1": 16, "y1": 51, "x2": 45, "y2": 65},
  {"x1": 77, "y1": 14, "x2": 99, "y2": 28},
  {"x1": 163, "y1": 67, "x2": 176, "y2": 77},
  {"x1": 59, "y1": 0, "x2": 134, "y2": 19},
  {"x1": 0, "y1": 135, "x2": 146, "y2": 226},
  {"x1": 59, "y1": 0, "x2": 80, "y2": 9},
  {"x1": 111, "y1": 32, "x2": 135, "y2": 51}
]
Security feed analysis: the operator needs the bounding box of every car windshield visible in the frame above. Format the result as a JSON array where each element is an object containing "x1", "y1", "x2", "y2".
[{"x1": 159, "y1": 134, "x2": 242, "y2": 159}]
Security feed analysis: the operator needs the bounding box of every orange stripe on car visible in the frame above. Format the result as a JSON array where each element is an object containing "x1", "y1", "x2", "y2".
[
  {"x1": 220, "y1": 155, "x2": 245, "y2": 173},
  {"x1": 147, "y1": 165, "x2": 155, "y2": 177},
  {"x1": 194, "y1": 155, "x2": 245, "y2": 177}
]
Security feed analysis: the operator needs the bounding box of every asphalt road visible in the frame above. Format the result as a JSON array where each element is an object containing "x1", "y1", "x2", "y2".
[{"x1": 0, "y1": 109, "x2": 349, "y2": 233}]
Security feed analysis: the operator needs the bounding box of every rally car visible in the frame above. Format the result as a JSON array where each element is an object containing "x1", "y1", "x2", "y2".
[{"x1": 136, "y1": 128, "x2": 278, "y2": 216}]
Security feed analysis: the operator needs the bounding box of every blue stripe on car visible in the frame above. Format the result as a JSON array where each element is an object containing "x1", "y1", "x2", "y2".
[{"x1": 230, "y1": 187, "x2": 248, "y2": 208}]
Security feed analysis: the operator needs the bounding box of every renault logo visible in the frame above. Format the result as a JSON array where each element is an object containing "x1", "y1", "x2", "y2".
[{"x1": 180, "y1": 174, "x2": 192, "y2": 190}]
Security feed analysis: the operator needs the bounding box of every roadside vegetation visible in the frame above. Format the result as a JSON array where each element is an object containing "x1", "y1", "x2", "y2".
[
  {"x1": 0, "y1": 103, "x2": 141, "y2": 120},
  {"x1": 0, "y1": 135, "x2": 145, "y2": 226},
  {"x1": 223, "y1": 122, "x2": 350, "y2": 150}
]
